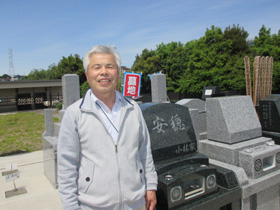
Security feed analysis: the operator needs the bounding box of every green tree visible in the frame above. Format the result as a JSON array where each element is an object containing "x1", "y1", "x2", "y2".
[
  {"x1": 24, "y1": 69, "x2": 48, "y2": 80},
  {"x1": 223, "y1": 24, "x2": 250, "y2": 55},
  {"x1": 132, "y1": 42, "x2": 188, "y2": 92},
  {"x1": 132, "y1": 49, "x2": 161, "y2": 92},
  {"x1": 80, "y1": 81, "x2": 90, "y2": 97},
  {"x1": 251, "y1": 25, "x2": 280, "y2": 92},
  {"x1": 55, "y1": 54, "x2": 86, "y2": 84},
  {"x1": 156, "y1": 42, "x2": 186, "y2": 92},
  {"x1": 24, "y1": 54, "x2": 86, "y2": 84},
  {"x1": 0, "y1": 74, "x2": 11, "y2": 78},
  {"x1": 178, "y1": 25, "x2": 248, "y2": 94}
]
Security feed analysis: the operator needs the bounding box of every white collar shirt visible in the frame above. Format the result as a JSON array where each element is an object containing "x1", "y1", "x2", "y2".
[{"x1": 90, "y1": 90, "x2": 121, "y2": 145}]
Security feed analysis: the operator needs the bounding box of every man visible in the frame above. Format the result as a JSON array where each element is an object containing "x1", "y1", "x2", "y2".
[{"x1": 57, "y1": 45, "x2": 158, "y2": 210}]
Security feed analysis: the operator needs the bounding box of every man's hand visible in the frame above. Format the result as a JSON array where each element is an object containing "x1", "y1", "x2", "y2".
[{"x1": 145, "y1": 190, "x2": 157, "y2": 210}]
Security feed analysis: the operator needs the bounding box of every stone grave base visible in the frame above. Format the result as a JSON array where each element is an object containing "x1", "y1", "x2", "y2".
[
  {"x1": 210, "y1": 159, "x2": 280, "y2": 210},
  {"x1": 42, "y1": 135, "x2": 58, "y2": 189},
  {"x1": 199, "y1": 137, "x2": 271, "y2": 166}
]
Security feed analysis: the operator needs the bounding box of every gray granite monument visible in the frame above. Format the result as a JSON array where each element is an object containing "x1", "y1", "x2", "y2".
[
  {"x1": 42, "y1": 74, "x2": 80, "y2": 188},
  {"x1": 62, "y1": 74, "x2": 80, "y2": 109},
  {"x1": 198, "y1": 95, "x2": 280, "y2": 210}
]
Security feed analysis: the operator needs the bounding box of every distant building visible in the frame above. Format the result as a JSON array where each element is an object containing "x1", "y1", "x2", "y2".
[
  {"x1": 121, "y1": 66, "x2": 131, "y2": 73},
  {"x1": 11, "y1": 75, "x2": 24, "y2": 81},
  {"x1": 0, "y1": 80, "x2": 62, "y2": 113},
  {"x1": 0, "y1": 75, "x2": 12, "y2": 82}
]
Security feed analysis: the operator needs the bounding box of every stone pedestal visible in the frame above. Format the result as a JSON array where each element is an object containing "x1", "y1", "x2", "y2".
[
  {"x1": 42, "y1": 136, "x2": 58, "y2": 188},
  {"x1": 198, "y1": 96, "x2": 280, "y2": 210}
]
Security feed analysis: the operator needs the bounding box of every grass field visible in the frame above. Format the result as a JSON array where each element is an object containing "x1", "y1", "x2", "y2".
[{"x1": 0, "y1": 112, "x2": 59, "y2": 156}]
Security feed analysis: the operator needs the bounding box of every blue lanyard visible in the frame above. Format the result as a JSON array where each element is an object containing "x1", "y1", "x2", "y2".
[{"x1": 96, "y1": 102, "x2": 119, "y2": 133}]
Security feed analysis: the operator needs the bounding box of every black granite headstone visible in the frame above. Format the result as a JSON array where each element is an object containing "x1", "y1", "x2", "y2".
[
  {"x1": 141, "y1": 103, "x2": 197, "y2": 162},
  {"x1": 259, "y1": 94, "x2": 280, "y2": 132}
]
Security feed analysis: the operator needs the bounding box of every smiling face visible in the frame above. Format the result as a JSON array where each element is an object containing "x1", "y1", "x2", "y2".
[{"x1": 85, "y1": 53, "x2": 119, "y2": 100}]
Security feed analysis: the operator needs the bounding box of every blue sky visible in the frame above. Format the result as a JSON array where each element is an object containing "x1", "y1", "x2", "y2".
[{"x1": 0, "y1": 0, "x2": 279, "y2": 76}]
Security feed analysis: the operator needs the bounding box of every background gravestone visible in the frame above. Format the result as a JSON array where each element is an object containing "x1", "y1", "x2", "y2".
[
  {"x1": 44, "y1": 109, "x2": 53, "y2": 136},
  {"x1": 259, "y1": 94, "x2": 280, "y2": 132},
  {"x1": 259, "y1": 94, "x2": 280, "y2": 144},
  {"x1": 151, "y1": 74, "x2": 168, "y2": 103},
  {"x1": 62, "y1": 74, "x2": 80, "y2": 109},
  {"x1": 176, "y1": 99, "x2": 207, "y2": 141},
  {"x1": 202, "y1": 86, "x2": 224, "y2": 100}
]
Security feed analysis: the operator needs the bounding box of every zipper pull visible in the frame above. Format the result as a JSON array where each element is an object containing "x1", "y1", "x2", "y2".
[{"x1": 115, "y1": 145, "x2": 118, "y2": 153}]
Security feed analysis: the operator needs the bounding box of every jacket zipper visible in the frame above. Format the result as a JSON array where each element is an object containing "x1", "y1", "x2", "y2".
[{"x1": 115, "y1": 144, "x2": 123, "y2": 210}]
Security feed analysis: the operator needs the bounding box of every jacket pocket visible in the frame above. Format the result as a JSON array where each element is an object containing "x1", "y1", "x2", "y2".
[
  {"x1": 137, "y1": 160, "x2": 145, "y2": 185},
  {"x1": 78, "y1": 158, "x2": 95, "y2": 194}
]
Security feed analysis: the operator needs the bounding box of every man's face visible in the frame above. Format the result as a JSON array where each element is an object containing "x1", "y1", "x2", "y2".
[{"x1": 85, "y1": 53, "x2": 119, "y2": 98}]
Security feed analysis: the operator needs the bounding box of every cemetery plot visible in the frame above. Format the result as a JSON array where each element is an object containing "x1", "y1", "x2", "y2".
[{"x1": 141, "y1": 103, "x2": 240, "y2": 210}]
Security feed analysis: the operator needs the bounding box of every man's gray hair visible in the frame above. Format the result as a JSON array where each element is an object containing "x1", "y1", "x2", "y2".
[{"x1": 83, "y1": 45, "x2": 121, "y2": 72}]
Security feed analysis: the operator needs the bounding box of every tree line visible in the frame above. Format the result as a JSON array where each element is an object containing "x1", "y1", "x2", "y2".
[
  {"x1": 132, "y1": 25, "x2": 280, "y2": 94},
  {"x1": 23, "y1": 24, "x2": 280, "y2": 95}
]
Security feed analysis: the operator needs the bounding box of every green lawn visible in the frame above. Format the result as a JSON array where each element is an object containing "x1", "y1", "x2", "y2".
[{"x1": 0, "y1": 112, "x2": 59, "y2": 156}]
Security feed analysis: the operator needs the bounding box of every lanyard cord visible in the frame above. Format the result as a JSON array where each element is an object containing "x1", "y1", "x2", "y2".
[{"x1": 96, "y1": 102, "x2": 119, "y2": 133}]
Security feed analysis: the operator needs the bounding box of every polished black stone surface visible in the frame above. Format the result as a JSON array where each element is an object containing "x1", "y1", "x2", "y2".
[
  {"x1": 155, "y1": 165, "x2": 241, "y2": 210},
  {"x1": 171, "y1": 187, "x2": 241, "y2": 210},
  {"x1": 140, "y1": 103, "x2": 197, "y2": 162},
  {"x1": 155, "y1": 153, "x2": 209, "y2": 174},
  {"x1": 259, "y1": 94, "x2": 280, "y2": 132},
  {"x1": 209, "y1": 164, "x2": 239, "y2": 189},
  {"x1": 262, "y1": 130, "x2": 280, "y2": 145}
]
